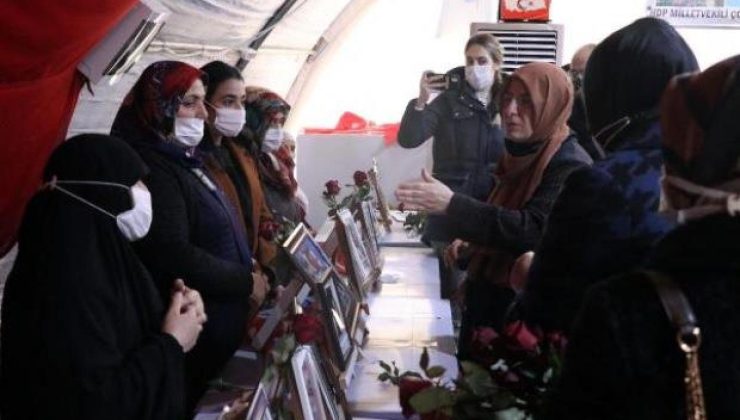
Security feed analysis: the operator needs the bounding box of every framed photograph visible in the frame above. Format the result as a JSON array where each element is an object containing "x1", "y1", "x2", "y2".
[
  {"x1": 336, "y1": 208, "x2": 373, "y2": 288},
  {"x1": 251, "y1": 279, "x2": 312, "y2": 350},
  {"x1": 368, "y1": 159, "x2": 392, "y2": 232},
  {"x1": 291, "y1": 346, "x2": 341, "y2": 420},
  {"x1": 329, "y1": 271, "x2": 360, "y2": 336},
  {"x1": 357, "y1": 201, "x2": 381, "y2": 269},
  {"x1": 317, "y1": 273, "x2": 356, "y2": 370},
  {"x1": 285, "y1": 223, "x2": 333, "y2": 284},
  {"x1": 245, "y1": 380, "x2": 273, "y2": 420},
  {"x1": 363, "y1": 200, "x2": 382, "y2": 250}
]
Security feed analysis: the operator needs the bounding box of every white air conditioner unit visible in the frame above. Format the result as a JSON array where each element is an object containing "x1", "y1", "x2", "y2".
[
  {"x1": 78, "y1": 2, "x2": 168, "y2": 85},
  {"x1": 471, "y1": 22, "x2": 564, "y2": 74}
]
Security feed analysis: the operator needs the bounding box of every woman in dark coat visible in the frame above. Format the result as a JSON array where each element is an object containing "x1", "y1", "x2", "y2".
[
  {"x1": 396, "y1": 62, "x2": 592, "y2": 359},
  {"x1": 0, "y1": 134, "x2": 205, "y2": 419},
  {"x1": 398, "y1": 33, "x2": 506, "y2": 244},
  {"x1": 545, "y1": 55, "x2": 740, "y2": 420},
  {"x1": 111, "y1": 61, "x2": 266, "y2": 411},
  {"x1": 521, "y1": 17, "x2": 699, "y2": 334}
]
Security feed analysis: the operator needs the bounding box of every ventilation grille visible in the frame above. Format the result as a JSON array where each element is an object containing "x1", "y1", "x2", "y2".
[{"x1": 471, "y1": 23, "x2": 564, "y2": 74}]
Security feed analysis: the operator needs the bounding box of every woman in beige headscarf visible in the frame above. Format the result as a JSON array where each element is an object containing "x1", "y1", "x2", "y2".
[{"x1": 396, "y1": 62, "x2": 592, "y2": 359}]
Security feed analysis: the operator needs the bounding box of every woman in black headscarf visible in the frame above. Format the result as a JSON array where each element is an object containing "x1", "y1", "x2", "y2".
[
  {"x1": 0, "y1": 134, "x2": 205, "y2": 419},
  {"x1": 111, "y1": 61, "x2": 269, "y2": 411},
  {"x1": 520, "y1": 17, "x2": 699, "y2": 334},
  {"x1": 544, "y1": 55, "x2": 740, "y2": 420}
]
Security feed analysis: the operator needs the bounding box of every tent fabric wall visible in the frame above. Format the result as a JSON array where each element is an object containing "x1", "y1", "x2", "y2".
[{"x1": 0, "y1": 0, "x2": 138, "y2": 255}]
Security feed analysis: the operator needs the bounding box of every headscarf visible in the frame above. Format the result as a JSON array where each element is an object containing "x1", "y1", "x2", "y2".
[
  {"x1": 660, "y1": 55, "x2": 740, "y2": 222},
  {"x1": 243, "y1": 86, "x2": 291, "y2": 139},
  {"x1": 111, "y1": 60, "x2": 204, "y2": 143},
  {"x1": 43, "y1": 134, "x2": 149, "y2": 215},
  {"x1": 1, "y1": 134, "x2": 181, "y2": 417},
  {"x1": 242, "y1": 87, "x2": 298, "y2": 196},
  {"x1": 585, "y1": 17, "x2": 698, "y2": 149},
  {"x1": 467, "y1": 62, "x2": 573, "y2": 286}
]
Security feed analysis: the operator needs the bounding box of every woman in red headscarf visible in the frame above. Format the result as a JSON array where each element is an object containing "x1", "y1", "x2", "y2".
[
  {"x1": 396, "y1": 62, "x2": 592, "y2": 359},
  {"x1": 111, "y1": 61, "x2": 268, "y2": 413},
  {"x1": 546, "y1": 56, "x2": 740, "y2": 420}
]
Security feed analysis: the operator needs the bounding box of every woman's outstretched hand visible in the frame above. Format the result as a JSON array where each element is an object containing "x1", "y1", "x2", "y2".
[{"x1": 395, "y1": 169, "x2": 453, "y2": 214}]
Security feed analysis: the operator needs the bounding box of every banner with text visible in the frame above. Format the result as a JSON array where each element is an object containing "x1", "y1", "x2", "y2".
[{"x1": 648, "y1": 0, "x2": 740, "y2": 26}]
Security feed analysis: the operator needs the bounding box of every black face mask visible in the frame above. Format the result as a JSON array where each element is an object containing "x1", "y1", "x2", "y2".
[
  {"x1": 592, "y1": 108, "x2": 660, "y2": 152},
  {"x1": 505, "y1": 139, "x2": 543, "y2": 157}
]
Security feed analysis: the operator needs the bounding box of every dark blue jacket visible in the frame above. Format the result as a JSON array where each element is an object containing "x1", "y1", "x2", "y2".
[
  {"x1": 522, "y1": 122, "x2": 673, "y2": 333},
  {"x1": 131, "y1": 141, "x2": 254, "y2": 411}
]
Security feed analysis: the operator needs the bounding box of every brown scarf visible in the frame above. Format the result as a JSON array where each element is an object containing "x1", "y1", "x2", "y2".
[
  {"x1": 467, "y1": 62, "x2": 573, "y2": 287},
  {"x1": 660, "y1": 56, "x2": 740, "y2": 218}
]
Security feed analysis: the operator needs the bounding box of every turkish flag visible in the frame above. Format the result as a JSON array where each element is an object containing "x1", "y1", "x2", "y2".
[{"x1": 500, "y1": 0, "x2": 551, "y2": 22}]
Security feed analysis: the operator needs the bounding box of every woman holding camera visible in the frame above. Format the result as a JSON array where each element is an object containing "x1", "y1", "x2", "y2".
[{"x1": 398, "y1": 33, "x2": 506, "y2": 245}]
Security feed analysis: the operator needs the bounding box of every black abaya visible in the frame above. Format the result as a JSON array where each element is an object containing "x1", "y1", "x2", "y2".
[{"x1": 0, "y1": 135, "x2": 186, "y2": 419}]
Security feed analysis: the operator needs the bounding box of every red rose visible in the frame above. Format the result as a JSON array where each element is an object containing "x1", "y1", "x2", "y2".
[
  {"x1": 504, "y1": 321, "x2": 540, "y2": 352},
  {"x1": 325, "y1": 180, "x2": 341, "y2": 196},
  {"x1": 293, "y1": 313, "x2": 322, "y2": 344},
  {"x1": 546, "y1": 331, "x2": 568, "y2": 354},
  {"x1": 471, "y1": 327, "x2": 499, "y2": 348},
  {"x1": 469, "y1": 326, "x2": 501, "y2": 366},
  {"x1": 398, "y1": 202, "x2": 405, "y2": 212},
  {"x1": 399, "y1": 377, "x2": 433, "y2": 418},
  {"x1": 258, "y1": 220, "x2": 279, "y2": 241},
  {"x1": 353, "y1": 170, "x2": 369, "y2": 186}
]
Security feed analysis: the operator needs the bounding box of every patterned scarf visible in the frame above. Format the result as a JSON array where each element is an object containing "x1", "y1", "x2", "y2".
[{"x1": 243, "y1": 87, "x2": 297, "y2": 197}]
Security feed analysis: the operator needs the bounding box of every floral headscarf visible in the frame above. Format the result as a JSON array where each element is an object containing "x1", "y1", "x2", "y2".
[
  {"x1": 111, "y1": 61, "x2": 204, "y2": 143},
  {"x1": 243, "y1": 86, "x2": 291, "y2": 137}
]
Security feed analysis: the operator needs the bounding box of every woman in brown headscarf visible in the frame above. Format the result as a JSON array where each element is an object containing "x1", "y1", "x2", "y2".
[
  {"x1": 546, "y1": 56, "x2": 740, "y2": 420},
  {"x1": 396, "y1": 62, "x2": 592, "y2": 359}
]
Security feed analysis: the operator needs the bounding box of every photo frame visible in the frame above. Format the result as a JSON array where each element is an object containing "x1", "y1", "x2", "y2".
[
  {"x1": 284, "y1": 223, "x2": 333, "y2": 284},
  {"x1": 317, "y1": 273, "x2": 356, "y2": 370},
  {"x1": 331, "y1": 271, "x2": 361, "y2": 340},
  {"x1": 336, "y1": 208, "x2": 373, "y2": 290},
  {"x1": 252, "y1": 279, "x2": 312, "y2": 350},
  {"x1": 245, "y1": 379, "x2": 273, "y2": 420},
  {"x1": 291, "y1": 346, "x2": 342, "y2": 420},
  {"x1": 368, "y1": 159, "x2": 392, "y2": 233},
  {"x1": 357, "y1": 200, "x2": 381, "y2": 270}
]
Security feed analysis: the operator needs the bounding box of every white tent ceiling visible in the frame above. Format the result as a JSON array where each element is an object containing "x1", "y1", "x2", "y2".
[{"x1": 68, "y1": 0, "x2": 357, "y2": 137}]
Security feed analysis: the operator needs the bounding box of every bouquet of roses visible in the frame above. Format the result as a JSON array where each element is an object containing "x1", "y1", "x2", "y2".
[
  {"x1": 321, "y1": 170, "x2": 374, "y2": 215},
  {"x1": 378, "y1": 321, "x2": 567, "y2": 419}
]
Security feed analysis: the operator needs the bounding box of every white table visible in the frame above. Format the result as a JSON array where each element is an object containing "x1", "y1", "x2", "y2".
[
  {"x1": 377, "y1": 212, "x2": 427, "y2": 248},
  {"x1": 347, "y1": 247, "x2": 456, "y2": 418}
]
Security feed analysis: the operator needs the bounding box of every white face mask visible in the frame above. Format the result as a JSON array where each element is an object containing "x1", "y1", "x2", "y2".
[
  {"x1": 262, "y1": 127, "x2": 283, "y2": 153},
  {"x1": 465, "y1": 64, "x2": 495, "y2": 92},
  {"x1": 50, "y1": 180, "x2": 153, "y2": 241},
  {"x1": 213, "y1": 107, "x2": 246, "y2": 138},
  {"x1": 116, "y1": 183, "x2": 153, "y2": 241},
  {"x1": 174, "y1": 117, "x2": 205, "y2": 147}
]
